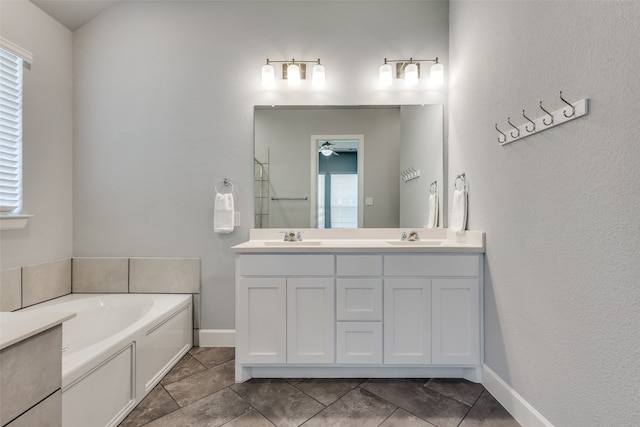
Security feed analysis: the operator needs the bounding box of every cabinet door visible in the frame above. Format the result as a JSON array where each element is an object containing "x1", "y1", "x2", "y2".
[
  {"x1": 236, "y1": 278, "x2": 286, "y2": 364},
  {"x1": 287, "y1": 278, "x2": 335, "y2": 364},
  {"x1": 432, "y1": 278, "x2": 480, "y2": 365},
  {"x1": 384, "y1": 278, "x2": 431, "y2": 364}
]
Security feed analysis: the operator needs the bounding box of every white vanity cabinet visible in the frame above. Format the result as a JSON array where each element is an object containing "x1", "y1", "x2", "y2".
[
  {"x1": 235, "y1": 254, "x2": 335, "y2": 380},
  {"x1": 384, "y1": 254, "x2": 481, "y2": 366},
  {"x1": 235, "y1": 242, "x2": 484, "y2": 383}
]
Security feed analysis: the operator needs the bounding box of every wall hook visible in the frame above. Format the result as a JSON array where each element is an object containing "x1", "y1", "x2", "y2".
[
  {"x1": 539, "y1": 101, "x2": 554, "y2": 126},
  {"x1": 522, "y1": 110, "x2": 536, "y2": 133},
  {"x1": 559, "y1": 91, "x2": 576, "y2": 118},
  {"x1": 507, "y1": 117, "x2": 520, "y2": 138},
  {"x1": 495, "y1": 123, "x2": 507, "y2": 143}
]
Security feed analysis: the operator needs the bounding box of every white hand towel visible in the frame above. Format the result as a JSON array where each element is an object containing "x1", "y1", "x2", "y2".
[
  {"x1": 427, "y1": 192, "x2": 438, "y2": 228},
  {"x1": 450, "y1": 189, "x2": 467, "y2": 232},
  {"x1": 214, "y1": 193, "x2": 234, "y2": 233}
]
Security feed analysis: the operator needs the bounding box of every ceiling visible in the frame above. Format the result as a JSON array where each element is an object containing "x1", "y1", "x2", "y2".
[
  {"x1": 30, "y1": 0, "x2": 119, "y2": 31},
  {"x1": 30, "y1": 0, "x2": 415, "y2": 32}
]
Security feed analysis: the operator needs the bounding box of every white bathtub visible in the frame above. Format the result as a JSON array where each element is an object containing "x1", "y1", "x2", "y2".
[{"x1": 22, "y1": 293, "x2": 193, "y2": 427}]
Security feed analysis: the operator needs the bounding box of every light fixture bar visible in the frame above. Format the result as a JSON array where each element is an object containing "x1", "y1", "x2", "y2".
[
  {"x1": 379, "y1": 57, "x2": 443, "y2": 86},
  {"x1": 262, "y1": 58, "x2": 324, "y2": 87}
]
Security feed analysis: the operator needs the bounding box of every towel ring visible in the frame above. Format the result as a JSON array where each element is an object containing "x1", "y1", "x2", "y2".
[
  {"x1": 429, "y1": 181, "x2": 438, "y2": 195},
  {"x1": 215, "y1": 178, "x2": 233, "y2": 195},
  {"x1": 455, "y1": 173, "x2": 467, "y2": 192}
]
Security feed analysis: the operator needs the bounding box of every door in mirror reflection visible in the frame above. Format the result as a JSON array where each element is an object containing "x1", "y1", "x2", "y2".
[{"x1": 311, "y1": 136, "x2": 364, "y2": 228}]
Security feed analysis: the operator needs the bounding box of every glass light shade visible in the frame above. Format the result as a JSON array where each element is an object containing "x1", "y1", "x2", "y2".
[
  {"x1": 430, "y1": 62, "x2": 444, "y2": 85},
  {"x1": 404, "y1": 63, "x2": 419, "y2": 85},
  {"x1": 379, "y1": 63, "x2": 393, "y2": 86},
  {"x1": 320, "y1": 148, "x2": 333, "y2": 156},
  {"x1": 287, "y1": 63, "x2": 301, "y2": 86},
  {"x1": 261, "y1": 64, "x2": 275, "y2": 87},
  {"x1": 312, "y1": 64, "x2": 325, "y2": 87}
]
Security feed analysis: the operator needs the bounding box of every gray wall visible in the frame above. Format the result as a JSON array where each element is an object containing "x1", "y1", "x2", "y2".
[
  {"x1": 255, "y1": 107, "x2": 401, "y2": 228},
  {"x1": 72, "y1": 1, "x2": 449, "y2": 330},
  {"x1": 450, "y1": 1, "x2": 640, "y2": 425},
  {"x1": 0, "y1": 0, "x2": 73, "y2": 269}
]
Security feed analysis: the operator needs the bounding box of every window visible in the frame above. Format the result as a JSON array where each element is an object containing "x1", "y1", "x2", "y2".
[{"x1": 0, "y1": 46, "x2": 24, "y2": 214}]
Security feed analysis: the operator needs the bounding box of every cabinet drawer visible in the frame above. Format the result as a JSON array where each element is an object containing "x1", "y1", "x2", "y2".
[
  {"x1": 336, "y1": 278, "x2": 382, "y2": 321},
  {"x1": 384, "y1": 254, "x2": 479, "y2": 277},
  {"x1": 237, "y1": 254, "x2": 334, "y2": 276},
  {"x1": 336, "y1": 322, "x2": 382, "y2": 364},
  {"x1": 336, "y1": 255, "x2": 382, "y2": 276}
]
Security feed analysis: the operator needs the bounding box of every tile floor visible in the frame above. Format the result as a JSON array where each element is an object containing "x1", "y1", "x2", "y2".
[{"x1": 119, "y1": 347, "x2": 520, "y2": 427}]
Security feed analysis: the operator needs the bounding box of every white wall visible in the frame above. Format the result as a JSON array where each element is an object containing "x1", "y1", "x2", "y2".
[
  {"x1": 0, "y1": 0, "x2": 73, "y2": 269},
  {"x1": 72, "y1": 1, "x2": 449, "y2": 330},
  {"x1": 449, "y1": 1, "x2": 640, "y2": 425}
]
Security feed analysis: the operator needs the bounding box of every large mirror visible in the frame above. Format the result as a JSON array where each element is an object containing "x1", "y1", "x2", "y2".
[{"x1": 254, "y1": 105, "x2": 443, "y2": 229}]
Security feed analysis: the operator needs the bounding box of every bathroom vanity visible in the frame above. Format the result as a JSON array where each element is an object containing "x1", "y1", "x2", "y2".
[{"x1": 232, "y1": 228, "x2": 485, "y2": 383}]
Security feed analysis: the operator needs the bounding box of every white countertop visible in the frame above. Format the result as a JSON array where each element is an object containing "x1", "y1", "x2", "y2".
[
  {"x1": 232, "y1": 228, "x2": 485, "y2": 254},
  {"x1": 0, "y1": 310, "x2": 76, "y2": 350}
]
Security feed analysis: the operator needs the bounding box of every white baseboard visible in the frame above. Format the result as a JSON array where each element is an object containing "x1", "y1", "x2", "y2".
[
  {"x1": 198, "y1": 329, "x2": 235, "y2": 347},
  {"x1": 482, "y1": 364, "x2": 554, "y2": 427}
]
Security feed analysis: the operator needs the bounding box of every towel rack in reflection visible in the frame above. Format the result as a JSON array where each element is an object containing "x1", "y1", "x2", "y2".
[{"x1": 271, "y1": 196, "x2": 309, "y2": 201}]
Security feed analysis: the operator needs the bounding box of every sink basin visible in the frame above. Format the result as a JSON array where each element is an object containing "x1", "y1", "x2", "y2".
[
  {"x1": 386, "y1": 240, "x2": 442, "y2": 246},
  {"x1": 263, "y1": 241, "x2": 323, "y2": 246}
]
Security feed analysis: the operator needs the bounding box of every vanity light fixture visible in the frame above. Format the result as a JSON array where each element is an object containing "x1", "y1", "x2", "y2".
[
  {"x1": 261, "y1": 58, "x2": 325, "y2": 87},
  {"x1": 379, "y1": 57, "x2": 443, "y2": 86}
]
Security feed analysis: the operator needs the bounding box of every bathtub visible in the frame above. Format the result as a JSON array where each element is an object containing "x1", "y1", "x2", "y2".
[{"x1": 22, "y1": 293, "x2": 193, "y2": 427}]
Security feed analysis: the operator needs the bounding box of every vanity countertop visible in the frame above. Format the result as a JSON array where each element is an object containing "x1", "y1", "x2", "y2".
[
  {"x1": 0, "y1": 310, "x2": 76, "y2": 350},
  {"x1": 232, "y1": 228, "x2": 484, "y2": 253}
]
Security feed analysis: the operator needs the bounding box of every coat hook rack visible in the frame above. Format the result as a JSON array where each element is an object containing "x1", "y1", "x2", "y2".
[
  {"x1": 495, "y1": 91, "x2": 589, "y2": 145},
  {"x1": 401, "y1": 167, "x2": 421, "y2": 182}
]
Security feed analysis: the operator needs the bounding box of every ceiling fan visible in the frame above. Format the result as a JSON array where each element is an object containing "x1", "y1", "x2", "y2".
[{"x1": 319, "y1": 141, "x2": 339, "y2": 156}]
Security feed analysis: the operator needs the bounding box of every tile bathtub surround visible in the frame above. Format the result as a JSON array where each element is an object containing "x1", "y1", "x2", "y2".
[
  {"x1": 0, "y1": 267, "x2": 21, "y2": 311},
  {"x1": 72, "y1": 257, "x2": 129, "y2": 293},
  {"x1": 120, "y1": 347, "x2": 521, "y2": 427},
  {"x1": 22, "y1": 259, "x2": 71, "y2": 307},
  {"x1": 129, "y1": 258, "x2": 200, "y2": 293}
]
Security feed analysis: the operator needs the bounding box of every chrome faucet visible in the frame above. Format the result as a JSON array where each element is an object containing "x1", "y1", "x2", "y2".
[
  {"x1": 401, "y1": 231, "x2": 408, "y2": 241},
  {"x1": 281, "y1": 231, "x2": 303, "y2": 241},
  {"x1": 408, "y1": 231, "x2": 419, "y2": 241},
  {"x1": 281, "y1": 231, "x2": 294, "y2": 241}
]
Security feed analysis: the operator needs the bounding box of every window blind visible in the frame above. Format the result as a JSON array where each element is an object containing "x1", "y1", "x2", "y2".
[{"x1": 0, "y1": 47, "x2": 23, "y2": 213}]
